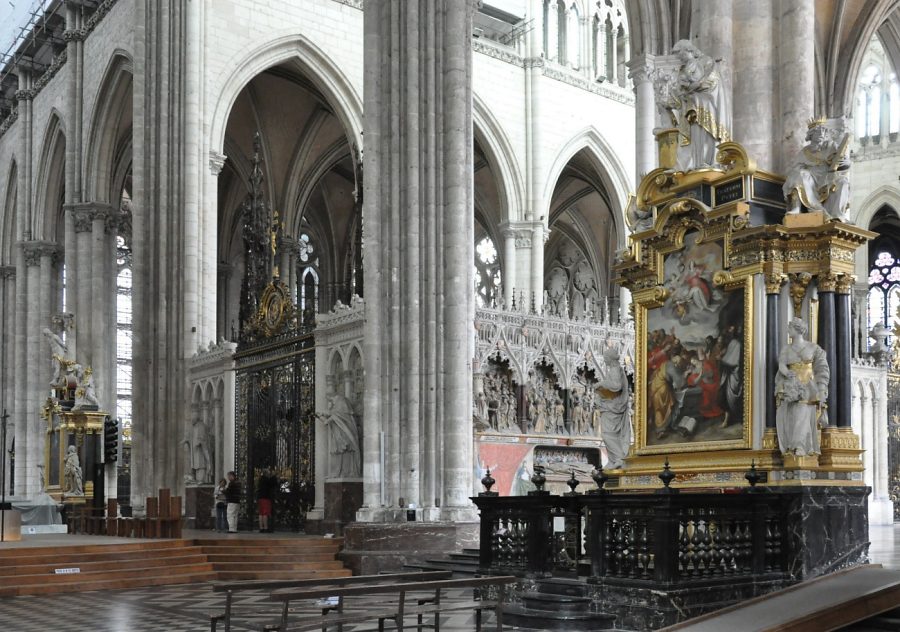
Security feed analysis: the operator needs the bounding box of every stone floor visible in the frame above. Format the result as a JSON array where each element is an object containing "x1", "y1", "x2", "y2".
[{"x1": 0, "y1": 524, "x2": 896, "y2": 631}]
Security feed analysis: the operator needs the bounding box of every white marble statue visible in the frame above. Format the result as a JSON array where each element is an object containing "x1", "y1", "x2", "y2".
[
  {"x1": 782, "y1": 117, "x2": 851, "y2": 221},
  {"x1": 183, "y1": 410, "x2": 212, "y2": 484},
  {"x1": 64, "y1": 445, "x2": 84, "y2": 496},
  {"x1": 72, "y1": 364, "x2": 100, "y2": 410},
  {"x1": 320, "y1": 394, "x2": 361, "y2": 478},
  {"x1": 654, "y1": 40, "x2": 731, "y2": 171},
  {"x1": 42, "y1": 327, "x2": 74, "y2": 389},
  {"x1": 775, "y1": 318, "x2": 830, "y2": 457},
  {"x1": 596, "y1": 346, "x2": 631, "y2": 469}
]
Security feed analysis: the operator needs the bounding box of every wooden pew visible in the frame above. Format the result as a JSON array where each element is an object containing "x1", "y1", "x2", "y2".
[
  {"x1": 269, "y1": 575, "x2": 518, "y2": 632},
  {"x1": 209, "y1": 571, "x2": 453, "y2": 632}
]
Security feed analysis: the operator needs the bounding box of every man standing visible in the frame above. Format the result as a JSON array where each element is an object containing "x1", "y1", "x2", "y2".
[
  {"x1": 225, "y1": 471, "x2": 240, "y2": 533},
  {"x1": 257, "y1": 467, "x2": 278, "y2": 533}
]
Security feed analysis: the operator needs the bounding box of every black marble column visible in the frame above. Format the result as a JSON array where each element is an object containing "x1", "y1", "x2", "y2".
[
  {"x1": 835, "y1": 290, "x2": 852, "y2": 427},
  {"x1": 817, "y1": 289, "x2": 837, "y2": 426},
  {"x1": 765, "y1": 292, "x2": 780, "y2": 429}
]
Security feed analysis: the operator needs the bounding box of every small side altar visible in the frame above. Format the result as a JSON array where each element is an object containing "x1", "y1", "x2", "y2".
[{"x1": 41, "y1": 401, "x2": 106, "y2": 504}]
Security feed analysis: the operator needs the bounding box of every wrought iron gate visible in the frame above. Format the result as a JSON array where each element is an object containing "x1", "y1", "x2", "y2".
[
  {"x1": 888, "y1": 371, "x2": 900, "y2": 521},
  {"x1": 235, "y1": 332, "x2": 316, "y2": 531}
]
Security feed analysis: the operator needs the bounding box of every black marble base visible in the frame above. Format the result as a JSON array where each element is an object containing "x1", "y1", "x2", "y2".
[
  {"x1": 339, "y1": 522, "x2": 478, "y2": 575},
  {"x1": 782, "y1": 485, "x2": 870, "y2": 579},
  {"x1": 589, "y1": 577, "x2": 789, "y2": 631}
]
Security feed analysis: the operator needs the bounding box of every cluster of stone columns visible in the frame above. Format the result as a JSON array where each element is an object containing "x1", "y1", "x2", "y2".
[{"x1": 360, "y1": 0, "x2": 477, "y2": 522}]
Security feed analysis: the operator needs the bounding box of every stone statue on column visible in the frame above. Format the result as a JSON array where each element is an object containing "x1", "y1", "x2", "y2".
[
  {"x1": 782, "y1": 117, "x2": 851, "y2": 221},
  {"x1": 320, "y1": 394, "x2": 361, "y2": 478},
  {"x1": 184, "y1": 406, "x2": 212, "y2": 484},
  {"x1": 775, "y1": 318, "x2": 830, "y2": 456},
  {"x1": 42, "y1": 327, "x2": 75, "y2": 389},
  {"x1": 652, "y1": 40, "x2": 731, "y2": 171},
  {"x1": 596, "y1": 346, "x2": 631, "y2": 469}
]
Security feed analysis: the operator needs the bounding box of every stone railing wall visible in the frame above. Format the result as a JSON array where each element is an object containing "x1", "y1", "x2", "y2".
[{"x1": 187, "y1": 340, "x2": 237, "y2": 484}]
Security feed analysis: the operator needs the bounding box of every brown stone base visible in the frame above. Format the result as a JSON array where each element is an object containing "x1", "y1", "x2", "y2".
[
  {"x1": 183, "y1": 485, "x2": 214, "y2": 530},
  {"x1": 339, "y1": 522, "x2": 479, "y2": 575}
]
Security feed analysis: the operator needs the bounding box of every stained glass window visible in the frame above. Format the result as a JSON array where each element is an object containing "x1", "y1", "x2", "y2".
[
  {"x1": 868, "y1": 250, "x2": 900, "y2": 348},
  {"x1": 474, "y1": 235, "x2": 502, "y2": 307}
]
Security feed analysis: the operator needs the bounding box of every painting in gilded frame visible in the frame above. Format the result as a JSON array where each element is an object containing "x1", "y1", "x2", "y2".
[{"x1": 637, "y1": 230, "x2": 752, "y2": 454}]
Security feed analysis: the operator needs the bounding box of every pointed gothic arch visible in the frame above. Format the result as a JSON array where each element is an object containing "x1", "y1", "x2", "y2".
[{"x1": 33, "y1": 111, "x2": 66, "y2": 242}]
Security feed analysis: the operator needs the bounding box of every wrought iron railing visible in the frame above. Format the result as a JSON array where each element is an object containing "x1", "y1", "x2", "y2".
[{"x1": 472, "y1": 489, "x2": 790, "y2": 587}]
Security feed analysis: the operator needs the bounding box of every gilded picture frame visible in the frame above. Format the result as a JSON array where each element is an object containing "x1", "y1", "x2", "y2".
[{"x1": 632, "y1": 227, "x2": 754, "y2": 455}]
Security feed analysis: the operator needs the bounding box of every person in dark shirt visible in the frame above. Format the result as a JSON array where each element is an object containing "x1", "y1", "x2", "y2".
[
  {"x1": 256, "y1": 467, "x2": 278, "y2": 533},
  {"x1": 224, "y1": 471, "x2": 240, "y2": 533}
]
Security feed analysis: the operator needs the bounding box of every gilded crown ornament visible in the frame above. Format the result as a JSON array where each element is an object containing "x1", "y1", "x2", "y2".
[{"x1": 806, "y1": 115, "x2": 827, "y2": 129}]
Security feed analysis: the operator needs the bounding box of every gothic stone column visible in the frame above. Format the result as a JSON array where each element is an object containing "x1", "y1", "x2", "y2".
[
  {"x1": 778, "y1": 0, "x2": 815, "y2": 172},
  {"x1": 361, "y1": 0, "x2": 477, "y2": 522}
]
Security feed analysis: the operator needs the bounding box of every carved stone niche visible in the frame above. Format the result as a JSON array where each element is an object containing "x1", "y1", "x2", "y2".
[
  {"x1": 475, "y1": 358, "x2": 520, "y2": 434},
  {"x1": 533, "y1": 445, "x2": 601, "y2": 479},
  {"x1": 523, "y1": 360, "x2": 566, "y2": 436}
]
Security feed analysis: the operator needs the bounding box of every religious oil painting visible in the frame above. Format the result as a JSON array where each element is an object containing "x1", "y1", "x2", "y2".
[{"x1": 641, "y1": 230, "x2": 750, "y2": 452}]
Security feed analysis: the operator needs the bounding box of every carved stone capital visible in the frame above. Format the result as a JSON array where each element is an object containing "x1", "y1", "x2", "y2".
[
  {"x1": 788, "y1": 272, "x2": 812, "y2": 317},
  {"x1": 62, "y1": 28, "x2": 85, "y2": 43},
  {"x1": 14, "y1": 88, "x2": 34, "y2": 102},
  {"x1": 817, "y1": 272, "x2": 840, "y2": 293},
  {"x1": 20, "y1": 240, "x2": 59, "y2": 267},
  {"x1": 835, "y1": 273, "x2": 855, "y2": 295},
  {"x1": 764, "y1": 272, "x2": 786, "y2": 295},
  {"x1": 626, "y1": 54, "x2": 656, "y2": 84},
  {"x1": 209, "y1": 150, "x2": 227, "y2": 176}
]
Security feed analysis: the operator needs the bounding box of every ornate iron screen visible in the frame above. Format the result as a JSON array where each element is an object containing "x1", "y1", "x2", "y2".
[
  {"x1": 234, "y1": 331, "x2": 315, "y2": 530},
  {"x1": 888, "y1": 371, "x2": 900, "y2": 521}
]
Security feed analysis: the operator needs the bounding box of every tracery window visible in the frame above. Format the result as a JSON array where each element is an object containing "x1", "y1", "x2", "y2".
[
  {"x1": 868, "y1": 250, "x2": 900, "y2": 348},
  {"x1": 297, "y1": 231, "x2": 319, "y2": 317},
  {"x1": 474, "y1": 234, "x2": 501, "y2": 308}
]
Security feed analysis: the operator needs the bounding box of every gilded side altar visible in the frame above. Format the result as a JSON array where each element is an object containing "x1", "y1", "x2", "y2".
[{"x1": 615, "y1": 141, "x2": 873, "y2": 489}]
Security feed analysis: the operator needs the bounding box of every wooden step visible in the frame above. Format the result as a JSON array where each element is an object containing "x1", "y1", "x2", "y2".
[
  {"x1": 192, "y1": 538, "x2": 343, "y2": 547},
  {"x1": 211, "y1": 560, "x2": 345, "y2": 572},
  {"x1": 203, "y1": 552, "x2": 338, "y2": 563},
  {"x1": 0, "y1": 546, "x2": 206, "y2": 569},
  {"x1": 0, "y1": 552, "x2": 210, "y2": 577},
  {"x1": 0, "y1": 570, "x2": 218, "y2": 597},
  {"x1": 214, "y1": 568, "x2": 352, "y2": 581},
  {"x1": 0, "y1": 539, "x2": 192, "y2": 558},
  {"x1": 0, "y1": 561, "x2": 216, "y2": 588}
]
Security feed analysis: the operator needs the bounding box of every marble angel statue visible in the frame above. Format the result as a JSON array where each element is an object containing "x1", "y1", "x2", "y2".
[{"x1": 775, "y1": 318, "x2": 830, "y2": 456}]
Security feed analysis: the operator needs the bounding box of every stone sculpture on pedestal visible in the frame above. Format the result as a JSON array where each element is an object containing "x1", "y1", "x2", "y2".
[
  {"x1": 653, "y1": 40, "x2": 731, "y2": 171},
  {"x1": 321, "y1": 394, "x2": 361, "y2": 478},
  {"x1": 775, "y1": 318, "x2": 830, "y2": 457},
  {"x1": 184, "y1": 411, "x2": 212, "y2": 484},
  {"x1": 72, "y1": 365, "x2": 100, "y2": 411},
  {"x1": 596, "y1": 346, "x2": 631, "y2": 469},
  {"x1": 782, "y1": 117, "x2": 850, "y2": 220},
  {"x1": 63, "y1": 446, "x2": 84, "y2": 496},
  {"x1": 42, "y1": 327, "x2": 74, "y2": 389}
]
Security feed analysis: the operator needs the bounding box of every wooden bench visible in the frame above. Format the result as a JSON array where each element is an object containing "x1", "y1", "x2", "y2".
[
  {"x1": 269, "y1": 575, "x2": 518, "y2": 632},
  {"x1": 209, "y1": 571, "x2": 453, "y2": 632}
]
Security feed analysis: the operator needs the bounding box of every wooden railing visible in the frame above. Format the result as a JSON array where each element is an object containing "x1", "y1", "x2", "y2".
[{"x1": 471, "y1": 489, "x2": 791, "y2": 588}]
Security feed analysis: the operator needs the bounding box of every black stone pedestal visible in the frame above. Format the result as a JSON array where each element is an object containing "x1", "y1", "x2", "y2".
[
  {"x1": 339, "y1": 522, "x2": 479, "y2": 575},
  {"x1": 184, "y1": 484, "x2": 214, "y2": 530},
  {"x1": 783, "y1": 485, "x2": 870, "y2": 578}
]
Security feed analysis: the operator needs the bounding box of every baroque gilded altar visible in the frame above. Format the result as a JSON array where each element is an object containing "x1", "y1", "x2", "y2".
[{"x1": 615, "y1": 141, "x2": 873, "y2": 487}]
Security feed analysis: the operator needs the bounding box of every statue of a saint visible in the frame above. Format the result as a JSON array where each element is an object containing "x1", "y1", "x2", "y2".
[
  {"x1": 42, "y1": 327, "x2": 74, "y2": 389},
  {"x1": 64, "y1": 445, "x2": 84, "y2": 496},
  {"x1": 654, "y1": 40, "x2": 731, "y2": 171},
  {"x1": 320, "y1": 394, "x2": 361, "y2": 478},
  {"x1": 775, "y1": 318, "x2": 830, "y2": 457},
  {"x1": 72, "y1": 365, "x2": 100, "y2": 410},
  {"x1": 596, "y1": 346, "x2": 631, "y2": 469},
  {"x1": 782, "y1": 118, "x2": 850, "y2": 221},
  {"x1": 183, "y1": 408, "x2": 212, "y2": 484}
]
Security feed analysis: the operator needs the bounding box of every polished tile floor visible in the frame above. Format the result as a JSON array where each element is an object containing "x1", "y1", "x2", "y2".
[{"x1": 0, "y1": 524, "x2": 896, "y2": 632}]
